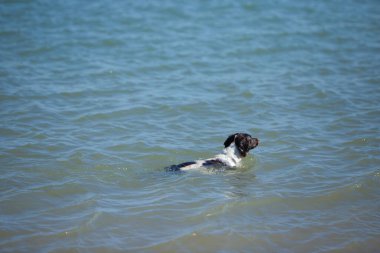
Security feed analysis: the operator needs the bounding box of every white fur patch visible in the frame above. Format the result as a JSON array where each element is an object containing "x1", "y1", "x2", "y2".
[{"x1": 180, "y1": 143, "x2": 243, "y2": 171}]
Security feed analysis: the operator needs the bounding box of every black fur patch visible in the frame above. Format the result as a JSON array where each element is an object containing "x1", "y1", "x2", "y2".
[
  {"x1": 202, "y1": 159, "x2": 226, "y2": 167},
  {"x1": 165, "y1": 161, "x2": 196, "y2": 171},
  {"x1": 224, "y1": 133, "x2": 237, "y2": 148}
]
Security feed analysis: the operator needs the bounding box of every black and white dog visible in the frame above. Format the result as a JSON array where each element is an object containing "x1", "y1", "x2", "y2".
[{"x1": 166, "y1": 133, "x2": 259, "y2": 171}]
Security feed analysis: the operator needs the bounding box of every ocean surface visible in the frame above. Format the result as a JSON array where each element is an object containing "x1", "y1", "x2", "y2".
[{"x1": 1, "y1": 0, "x2": 380, "y2": 252}]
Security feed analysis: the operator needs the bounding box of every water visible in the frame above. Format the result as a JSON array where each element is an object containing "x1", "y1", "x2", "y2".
[{"x1": 1, "y1": 0, "x2": 380, "y2": 252}]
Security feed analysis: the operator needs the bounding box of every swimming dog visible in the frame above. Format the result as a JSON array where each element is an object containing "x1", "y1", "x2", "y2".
[{"x1": 166, "y1": 133, "x2": 259, "y2": 171}]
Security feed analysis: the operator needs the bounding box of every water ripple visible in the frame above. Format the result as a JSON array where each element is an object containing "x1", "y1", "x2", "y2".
[{"x1": 1, "y1": 0, "x2": 380, "y2": 252}]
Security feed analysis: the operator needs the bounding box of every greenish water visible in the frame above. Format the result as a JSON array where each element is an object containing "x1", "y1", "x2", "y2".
[{"x1": 1, "y1": 0, "x2": 380, "y2": 252}]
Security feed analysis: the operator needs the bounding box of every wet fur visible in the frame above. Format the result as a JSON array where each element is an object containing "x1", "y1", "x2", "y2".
[{"x1": 166, "y1": 133, "x2": 259, "y2": 171}]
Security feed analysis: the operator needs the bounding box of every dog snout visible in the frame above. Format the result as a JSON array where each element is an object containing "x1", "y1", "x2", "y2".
[{"x1": 251, "y1": 138, "x2": 259, "y2": 148}]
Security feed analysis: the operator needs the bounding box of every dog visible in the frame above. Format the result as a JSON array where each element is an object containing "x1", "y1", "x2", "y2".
[{"x1": 166, "y1": 133, "x2": 259, "y2": 171}]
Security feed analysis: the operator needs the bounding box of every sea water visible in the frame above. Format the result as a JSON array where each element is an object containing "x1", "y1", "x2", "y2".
[{"x1": 1, "y1": 0, "x2": 380, "y2": 252}]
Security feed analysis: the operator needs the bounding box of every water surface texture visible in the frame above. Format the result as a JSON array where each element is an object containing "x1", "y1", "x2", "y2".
[{"x1": 1, "y1": 0, "x2": 380, "y2": 252}]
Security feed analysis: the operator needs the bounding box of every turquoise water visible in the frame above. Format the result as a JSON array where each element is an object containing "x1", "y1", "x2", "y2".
[{"x1": 1, "y1": 0, "x2": 380, "y2": 252}]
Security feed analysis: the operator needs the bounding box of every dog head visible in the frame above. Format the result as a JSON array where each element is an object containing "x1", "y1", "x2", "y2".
[{"x1": 223, "y1": 133, "x2": 259, "y2": 157}]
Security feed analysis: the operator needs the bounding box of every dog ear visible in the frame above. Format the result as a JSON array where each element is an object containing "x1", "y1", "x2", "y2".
[
  {"x1": 224, "y1": 133, "x2": 237, "y2": 148},
  {"x1": 234, "y1": 134, "x2": 249, "y2": 157}
]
